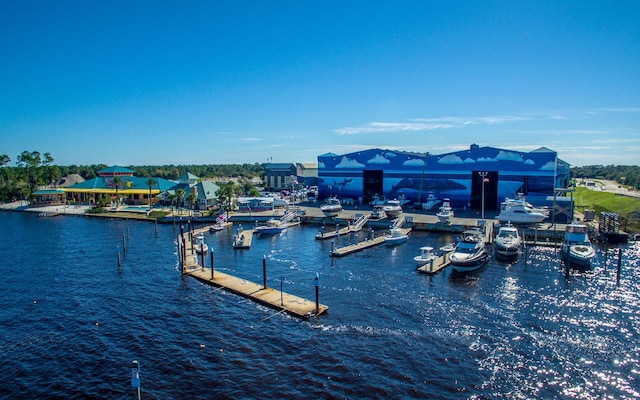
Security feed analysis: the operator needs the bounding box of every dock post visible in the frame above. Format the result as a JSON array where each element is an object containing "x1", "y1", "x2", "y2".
[
  {"x1": 117, "y1": 247, "x2": 121, "y2": 268},
  {"x1": 616, "y1": 248, "x2": 622, "y2": 285},
  {"x1": 279, "y1": 277, "x2": 285, "y2": 306},
  {"x1": 155, "y1": 219, "x2": 158, "y2": 236},
  {"x1": 210, "y1": 249, "x2": 215, "y2": 280},
  {"x1": 263, "y1": 255, "x2": 267, "y2": 289},
  {"x1": 131, "y1": 360, "x2": 141, "y2": 400},
  {"x1": 331, "y1": 241, "x2": 335, "y2": 254},
  {"x1": 604, "y1": 238, "x2": 609, "y2": 271},
  {"x1": 314, "y1": 273, "x2": 319, "y2": 315},
  {"x1": 122, "y1": 233, "x2": 126, "y2": 254},
  {"x1": 565, "y1": 249, "x2": 570, "y2": 279},
  {"x1": 200, "y1": 241, "x2": 205, "y2": 268},
  {"x1": 430, "y1": 259, "x2": 434, "y2": 273}
]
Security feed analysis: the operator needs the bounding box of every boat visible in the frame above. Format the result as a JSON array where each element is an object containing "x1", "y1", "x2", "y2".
[
  {"x1": 254, "y1": 218, "x2": 287, "y2": 235},
  {"x1": 496, "y1": 195, "x2": 548, "y2": 224},
  {"x1": 193, "y1": 237, "x2": 208, "y2": 254},
  {"x1": 421, "y1": 192, "x2": 441, "y2": 211},
  {"x1": 320, "y1": 197, "x2": 343, "y2": 218},
  {"x1": 209, "y1": 224, "x2": 224, "y2": 232},
  {"x1": 450, "y1": 230, "x2": 488, "y2": 272},
  {"x1": 382, "y1": 199, "x2": 403, "y2": 218},
  {"x1": 436, "y1": 199, "x2": 454, "y2": 223},
  {"x1": 384, "y1": 227, "x2": 408, "y2": 245},
  {"x1": 414, "y1": 246, "x2": 437, "y2": 266},
  {"x1": 561, "y1": 222, "x2": 596, "y2": 267},
  {"x1": 370, "y1": 204, "x2": 386, "y2": 219},
  {"x1": 494, "y1": 224, "x2": 521, "y2": 258}
]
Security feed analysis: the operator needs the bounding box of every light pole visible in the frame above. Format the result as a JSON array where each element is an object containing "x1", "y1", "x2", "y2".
[{"x1": 479, "y1": 171, "x2": 488, "y2": 221}]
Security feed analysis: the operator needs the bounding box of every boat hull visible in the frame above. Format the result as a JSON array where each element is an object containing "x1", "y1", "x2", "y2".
[{"x1": 450, "y1": 253, "x2": 488, "y2": 272}]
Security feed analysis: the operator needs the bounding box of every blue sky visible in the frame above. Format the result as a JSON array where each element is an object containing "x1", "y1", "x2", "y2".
[{"x1": 1, "y1": 1, "x2": 639, "y2": 167}]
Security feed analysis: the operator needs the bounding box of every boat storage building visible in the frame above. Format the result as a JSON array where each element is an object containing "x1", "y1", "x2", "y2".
[{"x1": 317, "y1": 144, "x2": 570, "y2": 212}]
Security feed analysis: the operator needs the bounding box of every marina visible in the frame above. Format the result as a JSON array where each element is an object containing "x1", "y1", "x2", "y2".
[{"x1": 0, "y1": 210, "x2": 638, "y2": 398}]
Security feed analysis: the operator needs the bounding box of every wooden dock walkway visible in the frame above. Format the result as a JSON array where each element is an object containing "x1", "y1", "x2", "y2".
[
  {"x1": 233, "y1": 228, "x2": 254, "y2": 249},
  {"x1": 331, "y1": 228, "x2": 412, "y2": 257},
  {"x1": 416, "y1": 248, "x2": 454, "y2": 275},
  {"x1": 315, "y1": 214, "x2": 370, "y2": 240},
  {"x1": 179, "y1": 228, "x2": 328, "y2": 319}
]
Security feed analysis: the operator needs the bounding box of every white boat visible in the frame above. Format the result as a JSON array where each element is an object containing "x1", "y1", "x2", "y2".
[
  {"x1": 436, "y1": 199, "x2": 454, "y2": 223},
  {"x1": 254, "y1": 218, "x2": 287, "y2": 235},
  {"x1": 414, "y1": 246, "x2": 437, "y2": 266},
  {"x1": 193, "y1": 237, "x2": 208, "y2": 253},
  {"x1": 450, "y1": 230, "x2": 488, "y2": 272},
  {"x1": 382, "y1": 199, "x2": 403, "y2": 218},
  {"x1": 370, "y1": 204, "x2": 386, "y2": 219},
  {"x1": 561, "y1": 222, "x2": 596, "y2": 267},
  {"x1": 421, "y1": 193, "x2": 441, "y2": 211},
  {"x1": 320, "y1": 197, "x2": 343, "y2": 218},
  {"x1": 494, "y1": 224, "x2": 521, "y2": 258},
  {"x1": 496, "y1": 195, "x2": 548, "y2": 224},
  {"x1": 384, "y1": 227, "x2": 408, "y2": 245}
]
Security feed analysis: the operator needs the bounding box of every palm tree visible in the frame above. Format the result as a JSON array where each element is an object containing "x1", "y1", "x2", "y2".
[
  {"x1": 113, "y1": 176, "x2": 123, "y2": 209},
  {"x1": 217, "y1": 181, "x2": 237, "y2": 220},
  {"x1": 146, "y1": 177, "x2": 157, "y2": 210},
  {"x1": 176, "y1": 189, "x2": 185, "y2": 213},
  {"x1": 186, "y1": 193, "x2": 196, "y2": 214}
]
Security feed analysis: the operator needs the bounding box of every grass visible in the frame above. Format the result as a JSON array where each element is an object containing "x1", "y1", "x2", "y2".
[{"x1": 574, "y1": 187, "x2": 640, "y2": 233}]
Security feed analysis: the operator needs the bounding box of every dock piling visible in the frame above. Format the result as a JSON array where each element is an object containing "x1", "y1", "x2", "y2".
[
  {"x1": 117, "y1": 247, "x2": 121, "y2": 268},
  {"x1": 279, "y1": 277, "x2": 285, "y2": 306},
  {"x1": 210, "y1": 249, "x2": 215, "y2": 280},
  {"x1": 314, "y1": 273, "x2": 319, "y2": 315},
  {"x1": 616, "y1": 248, "x2": 622, "y2": 285},
  {"x1": 122, "y1": 233, "x2": 126, "y2": 253},
  {"x1": 263, "y1": 255, "x2": 267, "y2": 289}
]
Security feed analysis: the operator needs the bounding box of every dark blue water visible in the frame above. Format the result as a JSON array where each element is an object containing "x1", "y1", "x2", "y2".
[{"x1": 1, "y1": 212, "x2": 638, "y2": 399}]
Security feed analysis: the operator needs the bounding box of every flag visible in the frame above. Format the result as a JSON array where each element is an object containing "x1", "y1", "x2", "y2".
[{"x1": 484, "y1": 178, "x2": 489, "y2": 183}]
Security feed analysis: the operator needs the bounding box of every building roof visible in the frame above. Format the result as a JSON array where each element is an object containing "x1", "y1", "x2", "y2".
[
  {"x1": 64, "y1": 176, "x2": 176, "y2": 194},
  {"x1": 32, "y1": 189, "x2": 65, "y2": 195},
  {"x1": 58, "y1": 174, "x2": 85, "y2": 187},
  {"x1": 266, "y1": 163, "x2": 296, "y2": 170},
  {"x1": 97, "y1": 166, "x2": 135, "y2": 176},
  {"x1": 196, "y1": 181, "x2": 220, "y2": 200}
]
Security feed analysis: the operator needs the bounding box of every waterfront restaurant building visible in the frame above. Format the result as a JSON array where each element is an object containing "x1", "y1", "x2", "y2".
[{"x1": 317, "y1": 144, "x2": 570, "y2": 212}]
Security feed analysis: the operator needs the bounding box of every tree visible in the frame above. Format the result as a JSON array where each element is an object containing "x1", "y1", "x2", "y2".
[
  {"x1": 217, "y1": 181, "x2": 238, "y2": 219},
  {"x1": 113, "y1": 176, "x2": 123, "y2": 208},
  {"x1": 146, "y1": 177, "x2": 157, "y2": 210},
  {"x1": 176, "y1": 188, "x2": 185, "y2": 209},
  {"x1": 0, "y1": 154, "x2": 10, "y2": 167},
  {"x1": 185, "y1": 193, "x2": 196, "y2": 212}
]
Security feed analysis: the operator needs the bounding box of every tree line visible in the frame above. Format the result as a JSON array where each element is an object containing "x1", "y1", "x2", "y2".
[
  {"x1": 0, "y1": 150, "x2": 266, "y2": 203},
  {"x1": 571, "y1": 165, "x2": 640, "y2": 189}
]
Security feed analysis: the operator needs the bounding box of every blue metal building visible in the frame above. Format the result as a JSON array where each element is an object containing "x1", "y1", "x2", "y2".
[{"x1": 317, "y1": 144, "x2": 570, "y2": 211}]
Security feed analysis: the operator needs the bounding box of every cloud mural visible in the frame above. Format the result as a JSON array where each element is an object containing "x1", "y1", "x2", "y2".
[
  {"x1": 437, "y1": 154, "x2": 465, "y2": 164},
  {"x1": 524, "y1": 159, "x2": 535, "y2": 165},
  {"x1": 367, "y1": 154, "x2": 390, "y2": 164},
  {"x1": 403, "y1": 159, "x2": 426, "y2": 167},
  {"x1": 318, "y1": 161, "x2": 325, "y2": 168},
  {"x1": 477, "y1": 157, "x2": 498, "y2": 162},
  {"x1": 540, "y1": 161, "x2": 556, "y2": 170},
  {"x1": 496, "y1": 150, "x2": 524, "y2": 162},
  {"x1": 463, "y1": 158, "x2": 476, "y2": 163},
  {"x1": 336, "y1": 156, "x2": 365, "y2": 168},
  {"x1": 384, "y1": 152, "x2": 397, "y2": 157}
]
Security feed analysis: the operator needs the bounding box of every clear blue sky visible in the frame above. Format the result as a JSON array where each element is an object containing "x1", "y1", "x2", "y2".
[{"x1": 1, "y1": 1, "x2": 639, "y2": 167}]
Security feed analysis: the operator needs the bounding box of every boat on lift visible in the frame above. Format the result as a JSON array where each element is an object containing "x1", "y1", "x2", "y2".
[
  {"x1": 320, "y1": 197, "x2": 343, "y2": 218},
  {"x1": 561, "y1": 222, "x2": 596, "y2": 267},
  {"x1": 254, "y1": 218, "x2": 287, "y2": 235},
  {"x1": 384, "y1": 227, "x2": 408, "y2": 246},
  {"x1": 414, "y1": 246, "x2": 437, "y2": 267},
  {"x1": 421, "y1": 192, "x2": 441, "y2": 211},
  {"x1": 436, "y1": 199, "x2": 454, "y2": 223},
  {"x1": 382, "y1": 199, "x2": 403, "y2": 218},
  {"x1": 496, "y1": 194, "x2": 548, "y2": 224}
]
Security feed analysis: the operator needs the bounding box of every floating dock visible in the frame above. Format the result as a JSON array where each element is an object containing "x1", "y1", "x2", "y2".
[
  {"x1": 315, "y1": 214, "x2": 370, "y2": 240},
  {"x1": 179, "y1": 228, "x2": 328, "y2": 319},
  {"x1": 416, "y1": 248, "x2": 455, "y2": 275},
  {"x1": 331, "y1": 227, "x2": 412, "y2": 257}
]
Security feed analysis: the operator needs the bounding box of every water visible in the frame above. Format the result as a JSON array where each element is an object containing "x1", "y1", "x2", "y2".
[{"x1": 0, "y1": 212, "x2": 638, "y2": 399}]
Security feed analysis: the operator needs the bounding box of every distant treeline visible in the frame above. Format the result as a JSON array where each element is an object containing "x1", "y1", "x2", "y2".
[
  {"x1": 0, "y1": 150, "x2": 266, "y2": 202},
  {"x1": 571, "y1": 165, "x2": 640, "y2": 189}
]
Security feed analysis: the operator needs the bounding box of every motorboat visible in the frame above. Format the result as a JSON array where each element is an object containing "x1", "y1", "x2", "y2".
[
  {"x1": 382, "y1": 199, "x2": 403, "y2": 218},
  {"x1": 421, "y1": 193, "x2": 441, "y2": 211},
  {"x1": 414, "y1": 246, "x2": 437, "y2": 266},
  {"x1": 193, "y1": 237, "x2": 208, "y2": 254},
  {"x1": 450, "y1": 230, "x2": 488, "y2": 272},
  {"x1": 436, "y1": 199, "x2": 454, "y2": 223},
  {"x1": 384, "y1": 227, "x2": 408, "y2": 246},
  {"x1": 494, "y1": 224, "x2": 521, "y2": 258},
  {"x1": 209, "y1": 224, "x2": 224, "y2": 233},
  {"x1": 496, "y1": 195, "x2": 548, "y2": 224},
  {"x1": 370, "y1": 204, "x2": 386, "y2": 219},
  {"x1": 561, "y1": 222, "x2": 596, "y2": 267},
  {"x1": 254, "y1": 218, "x2": 287, "y2": 235},
  {"x1": 320, "y1": 197, "x2": 343, "y2": 218}
]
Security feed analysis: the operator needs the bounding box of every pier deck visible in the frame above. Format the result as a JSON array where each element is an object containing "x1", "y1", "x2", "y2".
[
  {"x1": 180, "y1": 228, "x2": 328, "y2": 319},
  {"x1": 331, "y1": 228, "x2": 412, "y2": 257},
  {"x1": 416, "y1": 249, "x2": 454, "y2": 275}
]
